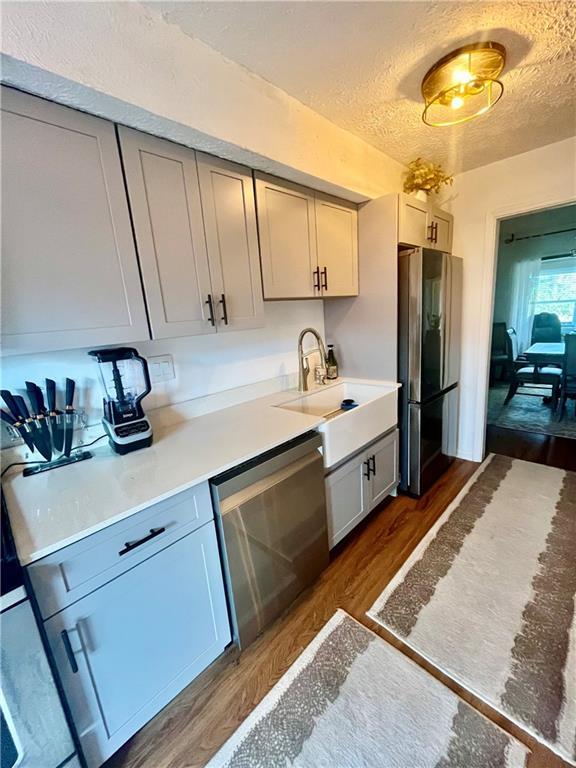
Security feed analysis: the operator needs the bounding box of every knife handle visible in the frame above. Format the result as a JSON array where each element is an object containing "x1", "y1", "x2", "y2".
[
  {"x1": 14, "y1": 395, "x2": 31, "y2": 421},
  {"x1": 25, "y1": 383, "x2": 42, "y2": 417},
  {"x1": 1, "y1": 390, "x2": 22, "y2": 421},
  {"x1": 46, "y1": 379, "x2": 56, "y2": 413},
  {"x1": 26, "y1": 381, "x2": 48, "y2": 414},
  {"x1": 65, "y1": 379, "x2": 75, "y2": 410}
]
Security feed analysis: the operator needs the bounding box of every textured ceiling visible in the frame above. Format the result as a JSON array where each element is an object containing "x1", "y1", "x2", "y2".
[{"x1": 151, "y1": 0, "x2": 576, "y2": 173}]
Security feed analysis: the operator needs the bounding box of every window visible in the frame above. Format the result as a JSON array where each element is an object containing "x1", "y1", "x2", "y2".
[{"x1": 532, "y1": 256, "x2": 576, "y2": 332}]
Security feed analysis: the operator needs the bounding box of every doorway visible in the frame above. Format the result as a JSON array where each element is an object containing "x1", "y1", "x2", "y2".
[{"x1": 485, "y1": 203, "x2": 576, "y2": 470}]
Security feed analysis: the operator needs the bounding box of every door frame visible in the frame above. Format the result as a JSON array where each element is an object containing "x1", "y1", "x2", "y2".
[{"x1": 478, "y1": 194, "x2": 576, "y2": 460}]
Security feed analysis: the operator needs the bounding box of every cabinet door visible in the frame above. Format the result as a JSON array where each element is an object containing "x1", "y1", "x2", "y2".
[
  {"x1": 398, "y1": 193, "x2": 429, "y2": 247},
  {"x1": 44, "y1": 522, "x2": 230, "y2": 768},
  {"x1": 325, "y1": 452, "x2": 368, "y2": 548},
  {"x1": 255, "y1": 173, "x2": 318, "y2": 299},
  {"x1": 1, "y1": 87, "x2": 149, "y2": 355},
  {"x1": 364, "y1": 430, "x2": 399, "y2": 511},
  {"x1": 196, "y1": 154, "x2": 264, "y2": 331},
  {"x1": 430, "y1": 206, "x2": 454, "y2": 253},
  {"x1": 315, "y1": 194, "x2": 358, "y2": 297},
  {"x1": 118, "y1": 128, "x2": 215, "y2": 339}
]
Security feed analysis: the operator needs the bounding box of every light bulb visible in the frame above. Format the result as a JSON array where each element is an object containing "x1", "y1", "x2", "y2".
[
  {"x1": 454, "y1": 69, "x2": 473, "y2": 85},
  {"x1": 451, "y1": 96, "x2": 464, "y2": 110}
]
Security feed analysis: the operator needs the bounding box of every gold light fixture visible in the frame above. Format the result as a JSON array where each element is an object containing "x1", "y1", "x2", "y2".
[{"x1": 422, "y1": 42, "x2": 506, "y2": 127}]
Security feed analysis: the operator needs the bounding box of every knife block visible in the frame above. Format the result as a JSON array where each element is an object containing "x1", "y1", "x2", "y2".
[{"x1": 23, "y1": 450, "x2": 93, "y2": 477}]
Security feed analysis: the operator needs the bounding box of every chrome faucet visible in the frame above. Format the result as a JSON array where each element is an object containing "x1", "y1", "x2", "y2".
[{"x1": 297, "y1": 327, "x2": 328, "y2": 392}]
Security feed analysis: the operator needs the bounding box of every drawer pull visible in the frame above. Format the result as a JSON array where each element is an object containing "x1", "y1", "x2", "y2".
[
  {"x1": 61, "y1": 629, "x2": 78, "y2": 673},
  {"x1": 119, "y1": 526, "x2": 166, "y2": 556},
  {"x1": 369, "y1": 455, "x2": 376, "y2": 476},
  {"x1": 205, "y1": 294, "x2": 216, "y2": 326},
  {"x1": 363, "y1": 459, "x2": 371, "y2": 479},
  {"x1": 313, "y1": 266, "x2": 320, "y2": 291}
]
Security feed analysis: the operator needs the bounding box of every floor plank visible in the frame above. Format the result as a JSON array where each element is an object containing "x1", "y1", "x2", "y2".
[
  {"x1": 105, "y1": 458, "x2": 570, "y2": 768},
  {"x1": 486, "y1": 424, "x2": 576, "y2": 472}
]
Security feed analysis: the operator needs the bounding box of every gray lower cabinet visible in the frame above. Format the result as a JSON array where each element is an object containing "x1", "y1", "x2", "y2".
[
  {"x1": 43, "y1": 520, "x2": 231, "y2": 768},
  {"x1": 325, "y1": 430, "x2": 399, "y2": 548}
]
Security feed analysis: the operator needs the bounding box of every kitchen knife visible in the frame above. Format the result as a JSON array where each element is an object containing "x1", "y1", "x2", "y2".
[
  {"x1": 46, "y1": 379, "x2": 64, "y2": 453},
  {"x1": 0, "y1": 390, "x2": 36, "y2": 453},
  {"x1": 14, "y1": 394, "x2": 52, "y2": 460},
  {"x1": 26, "y1": 382, "x2": 53, "y2": 461},
  {"x1": 63, "y1": 378, "x2": 76, "y2": 458}
]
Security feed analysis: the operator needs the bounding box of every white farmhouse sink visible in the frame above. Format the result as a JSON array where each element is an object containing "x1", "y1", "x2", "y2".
[{"x1": 277, "y1": 380, "x2": 399, "y2": 469}]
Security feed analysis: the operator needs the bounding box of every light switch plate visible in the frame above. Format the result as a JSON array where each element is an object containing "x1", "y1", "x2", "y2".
[{"x1": 149, "y1": 354, "x2": 175, "y2": 383}]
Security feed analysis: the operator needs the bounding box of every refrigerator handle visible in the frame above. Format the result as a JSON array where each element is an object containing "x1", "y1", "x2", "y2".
[{"x1": 440, "y1": 253, "x2": 450, "y2": 391}]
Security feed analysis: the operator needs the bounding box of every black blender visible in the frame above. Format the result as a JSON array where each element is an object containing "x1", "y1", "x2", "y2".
[{"x1": 89, "y1": 347, "x2": 153, "y2": 454}]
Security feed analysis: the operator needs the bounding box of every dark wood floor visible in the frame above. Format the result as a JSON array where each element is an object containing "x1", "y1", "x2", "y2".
[
  {"x1": 106, "y1": 459, "x2": 569, "y2": 768},
  {"x1": 486, "y1": 424, "x2": 576, "y2": 472}
]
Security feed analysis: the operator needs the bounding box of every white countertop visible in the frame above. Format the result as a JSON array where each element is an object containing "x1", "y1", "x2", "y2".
[{"x1": 2, "y1": 378, "x2": 399, "y2": 566}]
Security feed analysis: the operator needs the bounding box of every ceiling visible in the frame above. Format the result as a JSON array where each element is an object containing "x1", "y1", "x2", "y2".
[{"x1": 151, "y1": 0, "x2": 576, "y2": 174}]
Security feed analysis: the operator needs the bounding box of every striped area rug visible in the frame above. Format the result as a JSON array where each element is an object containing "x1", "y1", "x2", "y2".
[
  {"x1": 368, "y1": 454, "x2": 576, "y2": 765},
  {"x1": 207, "y1": 610, "x2": 528, "y2": 767}
]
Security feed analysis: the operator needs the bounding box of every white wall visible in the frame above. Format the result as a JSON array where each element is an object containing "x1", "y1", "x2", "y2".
[
  {"x1": 443, "y1": 137, "x2": 576, "y2": 461},
  {"x1": 1, "y1": 301, "x2": 325, "y2": 425},
  {"x1": 0, "y1": 1, "x2": 404, "y2": 202}
]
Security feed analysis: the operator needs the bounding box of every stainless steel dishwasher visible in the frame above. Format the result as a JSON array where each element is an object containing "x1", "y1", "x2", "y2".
[{"x1": 211, "y1": 431, "x2": 328, "y2": 649}]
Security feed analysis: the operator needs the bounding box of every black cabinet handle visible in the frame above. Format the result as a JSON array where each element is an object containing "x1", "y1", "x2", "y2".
[
  {"x1": 61, "y1": 629, "x2": 78, "y2": 674},
  {"x1": 363, "y1": 459, "x2": 371, "y2": 479},
  {"x1": 119, "y1": 526, "x2": 166, "y2": 556},
  {"x1": 205, "y1": 295, "x2": 215, "y2": 326},
  {"x1": 370, "y1": 454, "x2": 376, "y2": 476},
  {"x1": 321, "y1": 267, "x2": 328, "y2": 291},
  {"x1": 313, "y1": 267, "x2": 320, "y2": 291},
  {"x1": 427, "y1": 223, "x2": 435, "y2": 242},
  {"x1": 219, "y1": 294, "x2": 229, "y2": 325}
]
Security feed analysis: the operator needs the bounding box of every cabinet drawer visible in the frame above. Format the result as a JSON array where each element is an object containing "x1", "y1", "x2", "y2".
[{"x1": 28, "y1": 482, "x2": 213, "y2": 619}]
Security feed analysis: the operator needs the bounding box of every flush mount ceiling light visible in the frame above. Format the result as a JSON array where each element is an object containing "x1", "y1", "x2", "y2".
[{"x1": 421, "y1": 42, "x2": 506, "y2": 127}]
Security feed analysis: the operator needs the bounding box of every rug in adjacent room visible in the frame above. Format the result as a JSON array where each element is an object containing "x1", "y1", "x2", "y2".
[
  {"x1": 368, "y1": 454, "x2": 576, "y2": 766},
  {"x1": 206, "y1": 610, "x2": 528, "y2": 768}
]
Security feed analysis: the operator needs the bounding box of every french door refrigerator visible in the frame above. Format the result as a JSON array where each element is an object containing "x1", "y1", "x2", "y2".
[{"x1": 398, "y1": 248, "x2": 462, "y2": 496}]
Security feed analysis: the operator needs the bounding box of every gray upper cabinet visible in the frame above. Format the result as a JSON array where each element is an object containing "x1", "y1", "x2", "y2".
[
  {"x1": 196, "y1": 153, "x2": 264, "y2": 331},
  {"x1": 1, "y1": 87, "x2": 149, "y2": 355},
  {"x1": 255, "y1": 172, "x2": 358, "y2": 300},
  {"x1": 315, "y1": 194, "x2": 358, "y2": 297},
  {"x1": 255, "y1": 173, "x2": 318, "y2": 299},
  {"x1": 398, "y1": 193, "x2": 453, "y2": 253},
  {"x1": 119, "y1": 129, "x2": 264, "y2": 337},
  {"x1": 118, "y1": 127, "x2": 215, "y2": 339}
]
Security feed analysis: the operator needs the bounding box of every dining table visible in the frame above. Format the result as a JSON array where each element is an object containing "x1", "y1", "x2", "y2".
[{"x1": 523, "y1": 342, "x2": 565, "y2": 368}]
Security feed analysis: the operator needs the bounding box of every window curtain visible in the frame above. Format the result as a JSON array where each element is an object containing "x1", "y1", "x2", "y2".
[{"x1": 510, "y1": 256, "x2": 541, "y2": 352}]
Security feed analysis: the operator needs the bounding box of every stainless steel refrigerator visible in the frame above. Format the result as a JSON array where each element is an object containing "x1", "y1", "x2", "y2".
[{"x1": 398, "y1": 248, "x2": 462, "y2": 495}]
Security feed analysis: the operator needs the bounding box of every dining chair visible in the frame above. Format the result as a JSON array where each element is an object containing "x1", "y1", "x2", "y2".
[
  {"x1": 504, "y1": 328, "x2": 562, "y2": 407},
  {"x1": 531, "y1": 312, "x2": 562, "y2": 344},
  {"x1": 556, "y1": 333, "x2": 576, "y2": 421},
  {"x1": 490, "y1": 322, "x2": 509, "y2": 382}
]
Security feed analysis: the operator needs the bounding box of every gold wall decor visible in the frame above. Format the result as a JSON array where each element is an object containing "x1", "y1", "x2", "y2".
[{"x1": 403, "y1": 158, "x2": 453, "y2": 195}]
